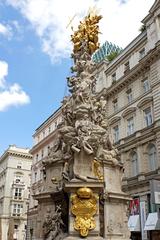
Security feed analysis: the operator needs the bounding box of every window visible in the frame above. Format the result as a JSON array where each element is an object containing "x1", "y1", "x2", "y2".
[
  {"x1": 113, "y1": 125, "x2": 119, "y2": 143},
  {"x1": 139, "y1": 48, "x2": 145, "y2": 59},
  {"x1": 34, "y1": 172, "x2": 37, "y2": 182},
  {"x1": 14, "y1": 188, "x2": 22, "y2": 199},
  {"x1": 143, "y1": 78, "x2": 150, "y2": 92},
  {"x1": 17, "y1": 162, "x2": 22, "y2": 169},
  {"x1": 43, "y1": 131, "x2": 45, "y2": 138},
  {"x1": 127, "y1": 117, "x2": 134, "y2": 136},
  {"x1": 15, "y1": 175, "x2": 22, "y2": 183},
  {"x1": 124, "y1": 61, "x2": 130, "y2": 72},
  {"x1": 148, "y1": 144, "x2": 157, "y2": 171},
  {"x1": 13, "y1": 204, "x2": 23, "y2": 216},
  {"x1": 48, "y1": 126, "x2": 51, "y2": 134},
  {"x1": 144, "y1": 107, "x2": 152, "y2": 126},
  {"x1": 55, "y1": 121, "x2": 57, "y2": 128},
  {"x1": 41, "y1": 150, "x2": 44, "y2": 158},
  {"x1": 131, "y1": 152, "x2": 139, "y2": 177},
  {"x1": 14, "y1": 225, "x2": 18, "y2": 230},
  {"x1": 113, "y1": 99, "x2": 118, "y2": 112},
  {"x1": 48, "y1": 146, "x2": 50, "y2": 156},
  {"x1": 112, "y1": 72, "x2": 116, "y2": 82},
  {"x1": 126, "y1": 89, "x2": 133, "y2": 103},
  {"x1": 36, "y1": 154, "x2": 39, "y2": 161}
]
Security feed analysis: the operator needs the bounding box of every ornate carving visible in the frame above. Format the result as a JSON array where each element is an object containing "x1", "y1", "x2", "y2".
[
  {"x1": 71, "y1": 12, "x2": 102, "y2": 55},
  {"x1": 42, "y1": 206, "x2": 65, "y2": 240},
  {"x1": 71, "y1": 187, "x2": 97, "y2": 237},
  {"x1": 92, "y1": 159, "x2": 104, "y2": 181}
]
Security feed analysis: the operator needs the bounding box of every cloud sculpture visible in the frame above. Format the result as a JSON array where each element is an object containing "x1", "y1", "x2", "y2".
[{"x1": 0, "y1": 60, "x2": 30, "y2": 111}]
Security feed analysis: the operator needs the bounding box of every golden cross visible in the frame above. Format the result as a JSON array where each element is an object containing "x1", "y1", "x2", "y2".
[{"x1": 66, "y1": 14, "x2": 77, "y2": 29}]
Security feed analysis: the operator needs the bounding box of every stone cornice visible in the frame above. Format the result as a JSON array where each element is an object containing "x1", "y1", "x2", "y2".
[
  {"x1": 103, "y1": 41, "x2": 160, "y2": 97},
  {"x1": 108, "y1": 89, "x2": 152, "y2": 119},
  {"x1": 137, "y1": 96, "x2": 153, "y2": 108},
  {"x1": 121, "y1": 107, "x2": 137, "y2": 118},
  {"x1": 0, "y1": 151, "x2": 32, "y2": 162},
  {"x1": 104, "y1": 32, "x2": 147, "y2": 75},
  {"x1": 34, "y1": 107, "x2": 61, "y2": 134},
  {"x1": 30, "y1": 128, "x2": 58, "y2": 154},
  {"x1": 122, "y1": 168, "x2": 160, "y2": 192},
  {"x1": 116, "y1": 121, "x2": 160, "y2": 151},
  {"x1": 142, "y1": 0, "x2": 160, "y2": 24}
]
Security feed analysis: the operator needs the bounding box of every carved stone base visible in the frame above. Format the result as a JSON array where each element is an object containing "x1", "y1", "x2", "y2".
[
  {"x1": 104, "y1": 191, "x2": 131, "y2": 240},
  {"x1": 103, "y1": 164, "x2": 131, "y2": 240},
  {"x1": 63, "y1": 236, "x2": 105, "y2": 240}
]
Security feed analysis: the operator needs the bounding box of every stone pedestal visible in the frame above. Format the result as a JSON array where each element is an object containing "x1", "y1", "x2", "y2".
[
  {"x1": 64, "y1": 181, "x2": 105, "y2": 239},
  {"x1": 103, "y1": 163, "x2": 131, "y2": 240}
]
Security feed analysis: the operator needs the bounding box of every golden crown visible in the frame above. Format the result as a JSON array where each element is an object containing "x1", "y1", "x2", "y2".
[{"x1": 77, "y1": 187, "x2": 93, "y2": 199}]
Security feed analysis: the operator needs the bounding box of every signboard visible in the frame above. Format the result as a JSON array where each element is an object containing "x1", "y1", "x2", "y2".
[
  {"x1": 140, "y1": 201, "x2": 147, "y2": 240},
  {"x1": 150, "y1": 180, "x2": 160, "y2": 204},
  {"x1": 128, "y1": 215, "x2": 140, "y2": 232},
  {"x1": 129, "y1": 198, "x2": 140, "y2": 215},
  {"x1": 144, "y1": 212, "x2": 160, "y2": 230}
]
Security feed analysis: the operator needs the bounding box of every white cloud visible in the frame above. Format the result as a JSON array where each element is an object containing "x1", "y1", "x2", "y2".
[
  {"x1": 0, "y1": 23, "x2": 12, "y2": 38},
  {"x1": 0, "y1": 60, "x2": 30, "y2": 111},
  {"x1": 6, "y1": 0, "x2": 155, "y2": 62},
  {"x1": 0, "y1": 61, "x2": 8, "y2": 87}
]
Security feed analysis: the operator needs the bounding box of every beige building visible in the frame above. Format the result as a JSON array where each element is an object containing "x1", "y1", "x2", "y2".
[
  {"x1": 0, "y1": 145, "x2": 32, "y2": 240},
  {"x1": 28, "y1": 1, "x2": 160, "y2": 239},
  {"x1": 95, "y1": 1, "x2": 160, "y2": 239},
  {"x1": 27, "y1": 109, "x2": 62, "y2": 240}
]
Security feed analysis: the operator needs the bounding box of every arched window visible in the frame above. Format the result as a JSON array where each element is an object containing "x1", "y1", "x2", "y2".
[
  {"x1": 148, "y1": 144, "x2": 157, "y2": 171},
  {"x1": 131, "y1": 152, "x2": 139, "y2": 177}
]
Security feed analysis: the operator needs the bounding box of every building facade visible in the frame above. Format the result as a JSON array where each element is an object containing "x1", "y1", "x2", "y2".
[
  {"x1": 28, "y1": 1, "x2": 160, "y2": 239},
  {"x1": 0, "y1": 145, "x2": 32, "y2": 240},
  {"x1": 95, "y1": 1, "x2": 160, "y2": 239},
  {"x1": 27, "y1": 109, "x2": 62, "y2": 240}
]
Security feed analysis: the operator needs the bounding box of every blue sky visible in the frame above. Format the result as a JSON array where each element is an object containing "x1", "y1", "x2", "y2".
[{"x1": 0, "y1": 0, "x2": 155, "y2": 155}]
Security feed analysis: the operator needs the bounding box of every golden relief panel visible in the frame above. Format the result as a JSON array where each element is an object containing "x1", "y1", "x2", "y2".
[{"x1": 71, "y1": 187, "x2": 98, "y2": 237}]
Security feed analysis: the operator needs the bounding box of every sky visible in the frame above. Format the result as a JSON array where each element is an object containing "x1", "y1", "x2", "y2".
[{"x1": 0, "y1": 0, "x2": 155, "y2": 155}]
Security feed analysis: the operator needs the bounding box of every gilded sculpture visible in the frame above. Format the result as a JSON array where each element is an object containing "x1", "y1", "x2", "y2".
[
  {"x1": 71, "y1": 12, "x2": 102, "y2": 55},
  {"x1": 41, "y1": 7, "x2": 130, "y2": 240},
  {"x1": 71, "y1": 187, "x2": 97, "y2": 237}
]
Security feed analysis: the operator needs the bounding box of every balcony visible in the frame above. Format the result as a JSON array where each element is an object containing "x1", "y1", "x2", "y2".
[
  {"x1": 12, "y1": 180, "x2": 25, "y2": 186},
  {"x1": 12, "y1": 213, "x2": 21, "y2": 217},
  {"x1": 12, "y1": 196, "x2": 23, "y2": 201}
]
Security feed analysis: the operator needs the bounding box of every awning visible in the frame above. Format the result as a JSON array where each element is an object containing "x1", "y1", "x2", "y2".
[
  {"x1": 128, "y1": 215, "x2": 140, "y2": 232},
  {"x1": 144, "y1": 212, "x2": 160, "y2": 231}
]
